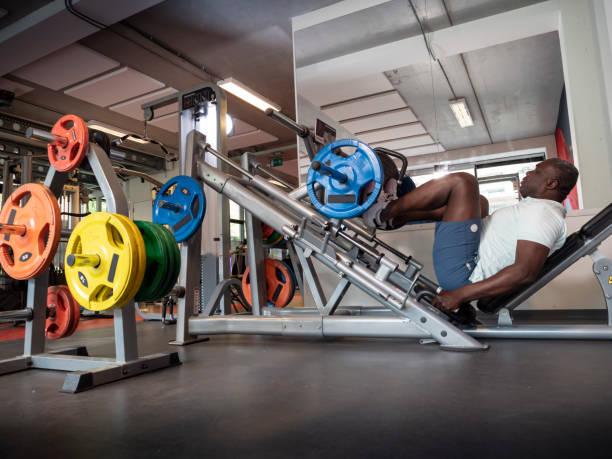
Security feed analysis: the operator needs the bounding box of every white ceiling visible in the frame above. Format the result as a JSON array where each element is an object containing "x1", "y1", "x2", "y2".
[{"x1": 294, "y1": 0, "x2": 563, "y2": 161}]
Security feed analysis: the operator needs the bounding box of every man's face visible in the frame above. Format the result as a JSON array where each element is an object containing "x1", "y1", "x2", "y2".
[{"x1": 519, "y1": 160, "x2": 556, "y2": 198}]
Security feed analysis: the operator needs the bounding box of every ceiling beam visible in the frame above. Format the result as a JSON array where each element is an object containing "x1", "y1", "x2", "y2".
[
  {"x1": 296, "y1": 0, "x2": 560, "y2": 102},
  {"x1": 0, "y1": 0, "x2": 164, "y2": 76}
]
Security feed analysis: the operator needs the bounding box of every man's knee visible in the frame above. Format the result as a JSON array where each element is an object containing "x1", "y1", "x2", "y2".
[
  {"x1": 480, "y1": 195, "x2": 489, "y2": 217},
  {"x1": 449, "y1": 172, "x2": 479, "y2": 191}
]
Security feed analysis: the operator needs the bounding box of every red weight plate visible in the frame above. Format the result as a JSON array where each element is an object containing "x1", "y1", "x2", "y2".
[
  {"x1": 261, "y1": 224, "x2": 274, "y2": 239},
  {"x1": 0, "y1": 184, "x2": 61, "y2": 280},
  {"x1": 59, "y1": 285, "x2": 80, "y2": 337},
  {"x1": 45, "y1": 286, "x2": 74, "y2": 340},
  {"x1": 241, "y1": 259, "x2": 295, "y2": 308},
  {"x1": 47, "y1": 114, "x2": 89, "y2": 172}
]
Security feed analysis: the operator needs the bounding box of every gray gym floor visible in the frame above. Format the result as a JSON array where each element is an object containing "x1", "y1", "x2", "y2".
[{"x1": 0, "y1": 320, "x2": 610, "y2": 458}]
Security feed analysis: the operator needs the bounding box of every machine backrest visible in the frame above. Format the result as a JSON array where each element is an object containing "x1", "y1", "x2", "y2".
[{"x1": 477, "y1": 203, "x2": 612, "y2": 314}]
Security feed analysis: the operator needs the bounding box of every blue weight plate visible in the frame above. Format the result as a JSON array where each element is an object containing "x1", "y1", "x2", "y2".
[
  {"x1": 280, "y1": 260, "x2": 297, "y2": 303},
  {"x1": 153, "y1": 175, "x2": 206, "y2": 243},
  {"x1": 306, "y1": 139, "x2": 383, "y2": 219}
]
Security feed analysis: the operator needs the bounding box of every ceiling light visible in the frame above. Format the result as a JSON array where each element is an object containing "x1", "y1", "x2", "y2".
[
  {"x1": 218, "y1": 77, "x2": 281, "y2": 112},
  {"x1": 449, "y1": 98, "x2": 474, "y2": 128},
  {"x1": 87, "y1": 121, "x2": 149, "y2": 144}
]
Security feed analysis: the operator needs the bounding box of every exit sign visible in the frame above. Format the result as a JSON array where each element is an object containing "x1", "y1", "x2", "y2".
[{"x1": 270, "y1": 157, "x2": 283, "y2": 167}]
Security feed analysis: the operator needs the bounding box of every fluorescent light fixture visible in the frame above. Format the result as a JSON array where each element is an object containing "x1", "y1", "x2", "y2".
[
  {"x1": 449, "y1": 98, "x2": 474, "y2": 128},
  {"x1": 87, "y1": 120, "x2": 149, "y2": 144},
  {"x1": 226, "y1": 114, "x2": 234, "y2": 136},
  {"x1": 218, "y1": 77, "x2": 281, "y2": 112}
]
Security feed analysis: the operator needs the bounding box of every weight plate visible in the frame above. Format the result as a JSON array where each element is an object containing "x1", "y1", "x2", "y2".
[
  {"x1": 280, "y1": 260, "x2": 297, "y2": 302},
  {"x1": 60, "y1": 285, "x2": 81, "y2": 337},
  {"x1": 306, "y1": 139, "x2": 383, "y2": 219},
  {"x1": 263, "y1": 230, "x2": 283, "y2": 248},
  {"x1": 113, "y1": 214, "x2": 147, "y2": 307},
  {"x1": 0, "y1": 183, "x2": 61, "y2": 280},
  {"x1": 153, "y1": 175, "x2": 206, "y2": 242},
  {"x1": 155, "y1": 223, "x2": 181, "y2": 298},
  {"x1": 48, "y1": 114, "x2": 89, "y2": 172},
  {"x1": 45, "y1": 285, "x2": 74, "y2": 340},
  {"x1": 261, "y1": 223, "x2": 274, "y2": 239},
  {"x1": 241, "y1": 259, "x2": 295, "y2": 308},
  {"x1": 65, "y1": 212, "x2": 143, "y2": 311},
  {"x1": 134, "y1": 221, "x2": 170, "y2": 302}
]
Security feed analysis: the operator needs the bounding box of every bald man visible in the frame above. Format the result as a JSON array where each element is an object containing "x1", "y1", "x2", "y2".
[{"x1": 363, "y1": 158, "x2": 579, "y2": 313}]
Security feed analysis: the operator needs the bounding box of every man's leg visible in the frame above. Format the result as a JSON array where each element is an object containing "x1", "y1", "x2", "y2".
[{"x1": 381, "y1": 172, "x2": 481, "y2": 223}]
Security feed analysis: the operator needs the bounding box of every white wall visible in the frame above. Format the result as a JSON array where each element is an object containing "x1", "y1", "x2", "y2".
[
  {"x1": 296, "y1": 94, "x2": 355, "y2": 183},
  {"x1": 305, "y1": 207, "x2": 611, "y2": 310},
  {"x1": 123, "y1": 166, "x2": 178, "y2": 221}
]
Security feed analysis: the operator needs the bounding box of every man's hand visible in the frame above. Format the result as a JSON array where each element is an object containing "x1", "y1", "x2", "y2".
[{"x1": 432, "y1": 289, "x2": 464, "y2": 312}]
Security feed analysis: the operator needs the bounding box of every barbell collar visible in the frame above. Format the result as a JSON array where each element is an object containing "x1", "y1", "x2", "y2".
[
  {"x1": 25, "y1": 127, "x2": 69, "y2": 148},
  {"x1": 66, "y1": 254, "x2": 101, "y2": 268}
]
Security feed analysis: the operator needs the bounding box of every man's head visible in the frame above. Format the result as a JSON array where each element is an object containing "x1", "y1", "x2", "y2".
[{"x1": 519, "y1": 158, "x2": 579, "y2": 202}]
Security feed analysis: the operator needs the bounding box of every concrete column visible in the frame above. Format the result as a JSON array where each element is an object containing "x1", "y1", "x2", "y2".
[{"x1": 558, "y1": 0, "x2": 612, "y2": 209}]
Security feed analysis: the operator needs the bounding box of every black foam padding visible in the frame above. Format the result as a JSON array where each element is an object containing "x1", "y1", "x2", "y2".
[
  {"x1": 328, "y1": 194, "x2": 355, "y2": 204},
  {"x1": 580, "y1": 203, "x2": 612, "y2": 239}
]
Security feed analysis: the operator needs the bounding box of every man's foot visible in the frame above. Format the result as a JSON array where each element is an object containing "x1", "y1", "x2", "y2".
[
  {"x1": 362, "y1": 196, "x2": 394, "y2": 230},
  {"x1": 445, "y1": 303, "x2": 480, "y2": 327}
]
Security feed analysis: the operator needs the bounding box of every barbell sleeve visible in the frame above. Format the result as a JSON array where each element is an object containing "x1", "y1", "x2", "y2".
[
  {"x1": 66, "y1": 254, "x2": 101, "y2": 268},
  {"x1": 311, "y1": 161, "x2": 348, "y2": 183},
  {"x1": 158, "y1": 200, "x2": 183, "y2": 212},
  {"x1": 25, "y1": 127, "x2": 69, "y2": 148},
  {"x1": 0, "y1": 223, "x2": 27, "y2": 236}
]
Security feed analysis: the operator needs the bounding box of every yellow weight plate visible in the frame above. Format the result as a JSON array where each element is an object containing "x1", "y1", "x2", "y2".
[
  {"x1": 65, "y1": 212, "x2": 140, "y2": 311},
  {"x1": 112, "y1": 213, "x2": 146, "y2": 306}
]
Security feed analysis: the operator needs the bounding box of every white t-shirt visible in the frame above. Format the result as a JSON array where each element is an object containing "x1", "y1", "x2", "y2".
[{"x1": 469, "y1": 197, "x2": 567, "y2": 283}]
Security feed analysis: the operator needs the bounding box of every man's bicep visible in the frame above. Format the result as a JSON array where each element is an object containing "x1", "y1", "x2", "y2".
[{"x1": 515, "y1": 239, "x2": 551, "y2": 279}]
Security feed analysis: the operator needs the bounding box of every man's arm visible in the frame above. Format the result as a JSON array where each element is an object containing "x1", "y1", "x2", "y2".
[{"x1": 432, "y1": 239, "x2": 551, "y2": 312}]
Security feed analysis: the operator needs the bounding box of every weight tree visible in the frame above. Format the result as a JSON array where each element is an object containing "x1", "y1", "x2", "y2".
[{"x1": 0, "y1": 122, "x2": 180, "y2": 392}]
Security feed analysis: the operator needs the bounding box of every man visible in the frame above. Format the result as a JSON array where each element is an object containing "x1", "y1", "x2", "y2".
[{"x1": 363, "y1": 158, "x2": 579, "y2": 313}]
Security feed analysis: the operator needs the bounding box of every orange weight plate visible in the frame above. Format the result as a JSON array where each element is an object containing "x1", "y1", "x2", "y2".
[
  {"x1": 48, "y1": 114, "x2": 89, "y2": 172},
  {"x1": 45, "y1": 286, "x2": 74, "y2": 340},
  {"x1": 0, "y1": 184, "x2": 61, "y2": 280},
  {"x1": 241, "y1": 258, "x2": 295, "y2": 308}
]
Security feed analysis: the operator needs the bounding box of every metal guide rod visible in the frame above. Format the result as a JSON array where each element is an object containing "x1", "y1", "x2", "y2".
[
  {"x1": 201, "y1": 142, "x2": 329, "y2": 227},
  {"x1": 25, "y1": 127, "x2": 68, "y2": 147},
  {"x1": 249, "y1": 161, "x2": 294, "y2": 189},
  {"x1": 66, "y1": 254, "x2": 100, "y2": 267},
  {"x1": 0, "y1": 308, "x2": 33, "y2": 322},
  {"x1": 265, "y1": 108, "x2": 309, "y2": 137},
  {"x1": 0, "y1": 223, "x2": 26, "y2": 236}
]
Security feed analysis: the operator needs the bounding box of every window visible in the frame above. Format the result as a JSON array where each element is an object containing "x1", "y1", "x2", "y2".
[{"x1": 229, "y1": 200, "x2": 245, "y2": 252}]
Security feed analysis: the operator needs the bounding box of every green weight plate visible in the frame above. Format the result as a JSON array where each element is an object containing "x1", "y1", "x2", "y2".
[
  {"x1": 146, "y1": 222, "x2": 175, "y2": 300},
  {"x1": 263, "y1": 230, "x2": 283, "y2": 248},
  {"x1": 156, "y1": 223, "x2": 181, "y2": 298},
  {"x1": 147, "y1": 222, "x2": 175, "y2": 301},
  {"x1": 134, "y1": 221, "x2": 170, "y2": 302}
]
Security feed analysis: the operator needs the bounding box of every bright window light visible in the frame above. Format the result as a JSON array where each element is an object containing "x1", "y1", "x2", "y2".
[
  {"x1": 218, "y1": 77, "x2": 281, "y2": 112},
  {"x1": 449, "y1": 98, "x2": 474, "y2": 128},
  {"x1": 87, "y1": 121, "x2": 149, "y2": 144},
  {"x1": 226, "y1": 114, "x2": 234, "y2": 135}
]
